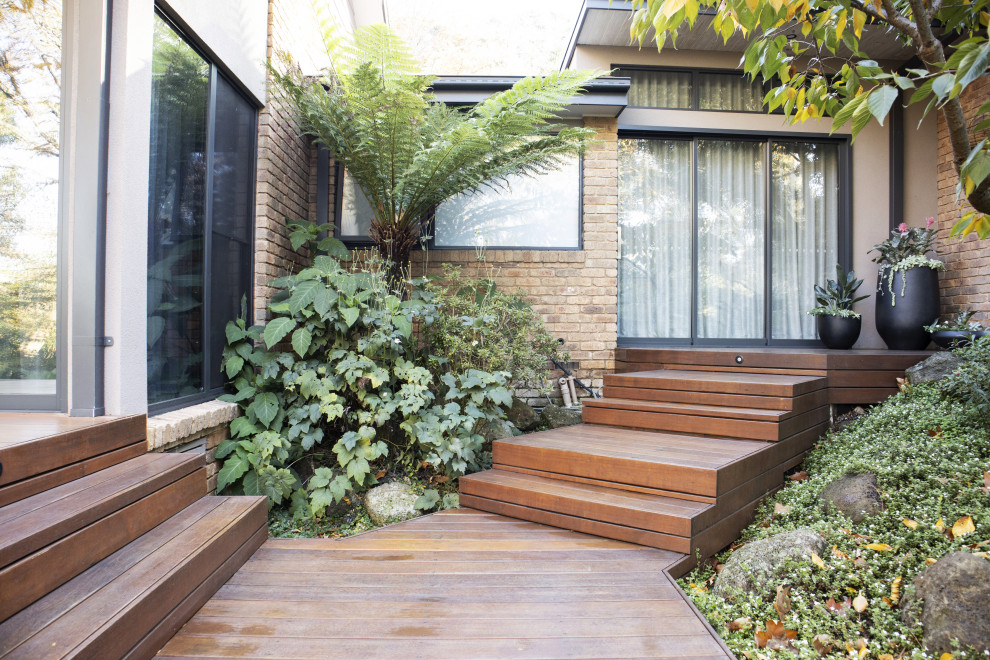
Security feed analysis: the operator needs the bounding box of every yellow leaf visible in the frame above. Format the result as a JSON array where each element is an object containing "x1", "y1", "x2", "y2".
[
  {"x1": 865, "y1": 543, "x2": 893, "y2": 552},
  {"x1": 926, "y1": 557, "x2": 937, "y2": 565},
  {"x1": 835, "y1": 12, "x2": 847, "y2": 39},
  {"x1": 880, "y1": 655, "x2": 895, "y2": 660},
  {"x1": 940, "y1": 654, "x2": 954, "y2": 660},
  {"x1": 853, "y1": 9, "x2": 867, "y2": 37},
  {"x1": 935, "y1": 517, "x2": 946, "y2": 533},
  {"x1": 853, "y1": 591, "x2": 868, "y2": 612},
  {"x1": 891, "y1": 575, "x2": 902, "y2": 604},
  {"x1": 973, "y1": 552, "x2": 989, "y2": 558},
  {"x1": 745, "y1": 0, "x2": 760, "y2": 13},
  {"x1": 903, "y1": 518, "x2": 918, "y2": 530},
  {"x1": 952, "y1": 516, "x2": 976, "y2": 538},
  {"x1": 811, "y1": 552, "x2": 826, "y2": 568}
]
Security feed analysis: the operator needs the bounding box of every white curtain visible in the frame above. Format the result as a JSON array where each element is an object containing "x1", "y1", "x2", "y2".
[
  {"x1": 626, "y1": 70, "x2": 693, "y2": 108},
  {"x1": 618, "y1": 139, "x2": 693, "y2": 338},
  {"x1": 696, "y1": 140, "x2": 766, "y2": 339},
  {"x1": 699, "y1": 73, "x2": 764, "y2": 112},
  {"x1": 771, "y1": 142, "x2": 840, "y2": 339}
]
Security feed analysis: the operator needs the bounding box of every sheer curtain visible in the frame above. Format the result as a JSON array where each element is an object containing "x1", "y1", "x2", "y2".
[
  {"x1": 771, "y1": 142, "x2": 840, "y2": 339},
  {"x1": 698, "y1": 73, "x2": 764, "y2": 111},
  {"x1": 618, "y1": 139, "x2": 693, "y2": 338},
  {"x1": 625, "y1": 70, "x2": 693, "y2": 108},
  {"x1": 696, "y1": 140, "x2": 766, "y2": 339}
]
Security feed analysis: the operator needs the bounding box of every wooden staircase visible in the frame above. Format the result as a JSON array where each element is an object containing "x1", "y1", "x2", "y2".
[
  {"x1": 0, "y1": 415, "x2": 267, "y2": 659},
  {"x1": 460, "y1": 367, "x2": 830, "y2": 565}
]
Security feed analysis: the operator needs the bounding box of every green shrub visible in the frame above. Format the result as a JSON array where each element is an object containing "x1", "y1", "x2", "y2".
[
  {"x1": 215, "y1": 228, "x2": 512, "y2": 520},
  {"x1": 681, "y1": 350, "x2": 990, "y2": 659},
  {"x1": 942, "y1": 334, "x2": 990, "y2": 421},
  {"x1": 422, "y1": 265, "x2": 565, "y2": 392}
]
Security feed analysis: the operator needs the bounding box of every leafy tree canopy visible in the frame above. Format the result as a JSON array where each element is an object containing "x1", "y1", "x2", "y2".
[
  {"x1": 270, "y1": 23, "x2": 599, "y2": 284},
  {"x1": 630, "y1": 0, "x2": 990, "y2": 238}
]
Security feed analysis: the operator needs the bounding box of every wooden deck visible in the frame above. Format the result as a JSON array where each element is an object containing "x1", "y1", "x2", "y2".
[{"x1": 158, "y1": 508, "x2": 733, "y2": 660}]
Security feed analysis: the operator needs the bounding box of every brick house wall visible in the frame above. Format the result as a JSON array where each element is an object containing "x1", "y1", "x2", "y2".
[{"x1": 936, "y1": 76, "x2": 990, "y2": 319}]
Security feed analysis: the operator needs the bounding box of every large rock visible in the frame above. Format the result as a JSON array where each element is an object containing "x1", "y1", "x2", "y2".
[
  {"x1": 363, "y1": 482, "x2": 421, "y2": 526},
  {"x1": 540, "y1": 404, "x2": 583, "y2": 429},
  {"x1": 713, "y1": 528, "x2": 828, "y2": 599},
  {"x1": 506, "y1": 397, "x2": 540, "y2": 432},
  {"x1": 820, "y1": 473, "x2": 884, "y2": 523},
  {"x1": 902, "y1": 553, "x2": 990, "y2": 654},
  {"x1": 906, "y1": 352, "x2": 966, "y2": 385},
  {"x1": 475, "y1": 417, "x2": 513, "y2": 444}
]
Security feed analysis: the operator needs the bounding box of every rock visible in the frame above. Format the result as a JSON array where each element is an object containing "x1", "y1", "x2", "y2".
[
  {"x1": 820, "y1": 473, "x2": 884, "y2": 523},
  {"x1": 540, "y1": 404, "x2": 583, "y2": 429},
  {"x1": 506, "y1": 397, "x2": 540, "y2": 432},
  {"x1": 901, "y1": 552, "x2": 990, "y2": 654},
  {"x1": 363, "y1": 482, "x2": 421, "y2": 526},
  {"x1": 906, "y1": 352, "x2": 966, "y2": 385},
  {"x1": 713, "y1": 528, "x2": 828, "y2": 599},
  {"x1": 474, "y1": 417, "x2": 513, "y2": 444}
]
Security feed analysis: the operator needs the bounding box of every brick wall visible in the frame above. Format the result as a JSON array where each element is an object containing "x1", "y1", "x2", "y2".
[
  {"x1": 936, "y1": 76, "x2": 990, "y2": 318},
  {"x1": 409, "y1": 117, "x2": 620, "y2": 403}
]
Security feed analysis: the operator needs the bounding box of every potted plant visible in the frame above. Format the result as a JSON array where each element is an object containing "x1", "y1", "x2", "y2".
[
  {"x1": 925, "y1": 310, "x2": 987, "y2": 349},
  {"x1": 870, "y1": 218, "x2": 944, "y2": 350},
  {"x1": 809, "y1": 265, "x2": 869, "y2": 349}
]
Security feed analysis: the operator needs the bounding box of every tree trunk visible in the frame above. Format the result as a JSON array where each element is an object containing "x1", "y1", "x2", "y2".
[{"x1": 369, "y1": 221, "x2": 418, "y2": 296}]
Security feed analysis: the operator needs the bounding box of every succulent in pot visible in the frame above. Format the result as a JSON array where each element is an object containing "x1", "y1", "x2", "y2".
[
  {"x1": 870, "y1": 218, "x2": 944, "y2": 350},
  {"x1": 925, "y1": 309, "x2": 987, "y2": 349},
  {"x1": 808, "y1": 265, "x2": 869, "y2": 349}
]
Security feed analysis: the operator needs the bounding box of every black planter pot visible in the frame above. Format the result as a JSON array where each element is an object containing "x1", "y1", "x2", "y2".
[
  {"x1": 875, "y1": 266, "x2": 940, "y2": 350},
  {"x1": 931, "y1": 330, "x2": 973, "y2": 350},
  {"x1": 816, "y1": 315, "x2": 862, "y2": 350}
]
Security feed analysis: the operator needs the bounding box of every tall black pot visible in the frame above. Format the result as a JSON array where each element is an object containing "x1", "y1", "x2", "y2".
[
  {"x1": 875, "y1": 266, "x2": 940, "y2": 350},
  {"x1": 816, "y1": 315, "x2": 862, "y2": 350}
]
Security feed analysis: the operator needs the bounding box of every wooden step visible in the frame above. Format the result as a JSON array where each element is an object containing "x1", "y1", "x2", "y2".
[
  {"x1": 582, "y1": 397, "x2": 828, "y2": 441},
  {"x1": 0, "y1": 453, "x2": 205, "y2": 621},
  {"x1": 0, "y1": 414, "x2": 147, "y2": 507},
  {"x1": 491, "y1": 424, "x2": 769, "y2": 498},
  {"x1": 605, "y1": 369, "x2": 826, "y2": 397},
  {"x1": 0, "y1": 495, "x2": 267, "y2": 659}
]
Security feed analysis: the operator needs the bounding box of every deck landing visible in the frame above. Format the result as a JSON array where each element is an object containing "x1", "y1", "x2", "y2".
[{"x1": 158, "y1": 508, "x2": 732, "y2": 660}]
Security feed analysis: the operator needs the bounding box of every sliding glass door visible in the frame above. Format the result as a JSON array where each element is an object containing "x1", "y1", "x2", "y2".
[{"x1": 618, "y1": 135, "x2": 844, "y2": 345}]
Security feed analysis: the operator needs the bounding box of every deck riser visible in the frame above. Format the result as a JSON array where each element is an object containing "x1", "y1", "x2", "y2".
[
  {"x1": 581, "y1": 405, "x2": 828, "y2": 441},
  {"x1": 602, "y1": 386, "x2": 829, "y2": 413}
]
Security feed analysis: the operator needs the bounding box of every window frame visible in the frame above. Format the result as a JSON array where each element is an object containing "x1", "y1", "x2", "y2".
[
  {"x1": 614, "y1": 64, "x2": 782, "y2": 115},
  {"x1": 147, "y1": 8, "x2": 258, "y2": 415},
  {"x1": 616, "y1": 127, "x2": 853, "y2": 348}
]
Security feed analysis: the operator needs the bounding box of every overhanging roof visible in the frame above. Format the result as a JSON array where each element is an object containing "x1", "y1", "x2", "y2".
[
  {"x1": 561, "y1": 0, "x2": 914, "y2": 69},
  {"x1": 429, "y1": 75, "x2": 630, "y2": 118}
]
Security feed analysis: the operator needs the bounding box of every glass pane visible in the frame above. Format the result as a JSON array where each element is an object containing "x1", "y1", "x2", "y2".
[
  {"x1": 209, "y1": 75, "x2": 255, "y2": 389},
  {"x1": 148, "y1": 15, "x2": 209, "y2": 404},
  {"x1": 771, "y1": 142, "x2": 840, "y2": 339},
  {"x1": 698, "y1": 73, "x2": 764, "y2": 112},
  {"x1": 618, "y1": 139, "x2": 692, "y2": 338},
  {"x1": 696, "y1": 139, "x2": 765, "y2": 339},
  {"x1": 434, "y1": 157, "x2": 580, "y2": 248},
  {"x1": 622, "y1": 69, "x2": 693, "y2": 109},
  {"x1": 0, "y1": 2, "x2": 62, "y2": 397},
  {"x1": 340, "y1": 169, "x2": 374, "y2": 237}
]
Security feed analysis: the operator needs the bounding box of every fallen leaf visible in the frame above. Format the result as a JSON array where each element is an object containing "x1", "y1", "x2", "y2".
[
  {"x1": 755, "y1": 630, "x2": 771, "y2": 649},
  {"x1": 973, "y1": 552, "x2": 989, "y2": 558},
  {"x1": 715, "y1": 563, "x2": 725, "y2": 573},
  {"x1": 811, "y1": 551, "x2": 827, "y2": 568},
  {"x1": 832, "y1": 545, "x2": 849, "y2": 560},
  {"x1": 375, "y1": 469, "x2": 386, "y2": 479},
  {"x1": 891, "y1": 575, "x2": 902, "y2": 604},
  {"x1": 982, "y1": 471, "x2": 990, "y2": 494},
  {"x1": 879, "y1": 654, "x2": 895, "y2": 660},
  {"x1": 865, "y1": 543, "x2": 893, "y2": 552},
  {"x1": 774, "y1": 585, "x2": 791, "y2": 617},
  {"x1": 825, "y1": 596, "x2": 851, "y2": 613},
  {"x1": 926, "y1": 557, "x2": 937, "y2": 565},
  {"x1": 927, "y1": 427, "x2": 942, "y2": 437},
  {"x1": 952, "y1": 515, "x2": 976, "y2": 538},
  {"x1": 853, "y1": 591, "x2": 869, "y2": 613},
  {"x1": 774, "y1": 502, "x2": 792, "y2": 515},
  {"x1": 854, "y1": 557, "x2": 868, "y2": 568},
  {"x1": 812, "y1": 634, "x2": 833, "y2": 656},
  {"x1": 788, "y1": 471, "x2": 809, "y2": 481},
  {"x1": 728, "y1": 617, "x2": 752, "y2": 631},
  {"x1": 903, "y1": 518, "x2": 919, "y2": 530},
  {"x1": 896, "y1": 377, "x2": 909, "y2": 392},
  {"x1": 940, "y1": 654, "x2": 954, "y2": 660}
]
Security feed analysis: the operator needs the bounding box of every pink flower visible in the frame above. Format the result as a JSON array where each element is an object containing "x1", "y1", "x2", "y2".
[
  {"x1": 926, "y1": 216, "x2": 934, "y2": 228},
  {"x1": 898, "y1": 222, "x2": 909, "y2": 234}
]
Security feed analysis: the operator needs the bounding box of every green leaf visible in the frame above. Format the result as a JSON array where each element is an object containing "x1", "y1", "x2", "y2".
[
  {"x1": 241, "y1": 468, "x2": 260, "y2": 496},
  {"x1": 316, "y1": 236, "x2": 350, "y2": 259},
  {"x1": 217, "y1": 453, "x2": 250, "y2": 492},
  {"x1": 393, "y1": 314, "x2": 412, "y2": 339},
  {"x1": 291, "y1": 327, "x2": 313, "y2": 357},
  {"x1": 263, "y1": 317, "x2": 296, "y2": 348},
  {"x1": 225, "y1": 322, "x2": 247, "y2": 344},
  {"x1": 289, "y1": 280, "x2": 321, "y2": 316},
  {"x1": 229, "y1": 416, "x2": 259, "y2": 438},
  {"x1": 249, "y1": 392, "x2": 280, "y2": 428},
  {"x1": 340, "y1": 306, "x2": 360, "y2": 327},
  {"x1": 414, "y1": 488, "x2": 441, "y2": 511},
  {"x1": 867, "y1": 86, "x2": 898, "y2": 124},
  {"x1": 224, "y1": 355, "x2": 244, "y2": 379}
]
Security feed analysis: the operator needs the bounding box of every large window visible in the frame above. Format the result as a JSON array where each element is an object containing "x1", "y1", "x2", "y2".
[
  {"x1": 335, "y1": 157, "x2": 582, "y2": 249},
  {"x1": 148, "y1": 13, "x2": 256, "y2": 410},
  {"x1": 618, "y1": 135, "x2": 846, "y2": 345},
  {"x1": 618, "y1": 67, "x2": 768, "y2": 113}
]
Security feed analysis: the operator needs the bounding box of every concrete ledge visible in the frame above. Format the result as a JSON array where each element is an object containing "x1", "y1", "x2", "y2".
[{"x1": 147, "y1": 400, "x2": 240, "y2": 451}]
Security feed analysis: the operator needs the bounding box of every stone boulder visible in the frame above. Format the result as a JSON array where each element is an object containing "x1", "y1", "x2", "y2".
[
  {"x1": 902, "y1": 552, "x2": 990, "y2": 654},
  {"x1": 363, "y1": 482, "x2": 421, "y2": 526},
  {"x1": 713, "y1": 528, "x2": 828, "y2": 599},
  {"x1": 506, "y1": 397, "x2": 540, "y2": 432},
  {"x1": 540, "y1": 404, "x2": 583, "y2": 429},
  {"x1": 906, "y1": 352, "x2": 966, "y2": 385},
  {"x1": 820, "y1": 473, "x2": 884, "y2": 523},
  {"x1": 474, "y1": 417, "x2": 514, "y2": 444}
]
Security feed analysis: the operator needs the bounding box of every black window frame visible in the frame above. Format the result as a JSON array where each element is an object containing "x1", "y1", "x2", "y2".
[
  {"x1": 148, "y1": 8, "x2": 259, "y2": 415},
  {"x1": 614, "y1": 64, "x2": 783, "y2": 115},
  {"x1": 616, "y1": 127, "x2": 853, "y2": 349}
]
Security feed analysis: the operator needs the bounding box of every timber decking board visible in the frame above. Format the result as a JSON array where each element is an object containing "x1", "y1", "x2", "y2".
[
  {"x1": 616, "y1": 347, "x2": 931, "y2": 373},
  {"x1": 159, "y1": 509, "x2": 731, "y2": 660},
  {"x1": 0, "y1": 414, "x2": 146, "y2": 487},
  {"x1": 605, "y1": 370, "x2": 826, "y2": 396},
  {"x1": 583, "y1": 398, "x2": 793, "y2": 422},
  {"x1": 602, "y1": 385, "x2": 829, "y2": 413}
]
